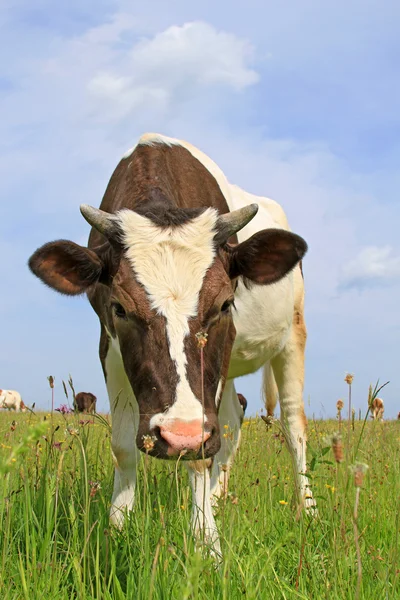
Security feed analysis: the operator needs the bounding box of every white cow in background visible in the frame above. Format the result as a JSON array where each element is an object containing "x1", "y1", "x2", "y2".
[
  {"x1": 371, "y1": 397, "x2": 384, "y2": 421},
  {"x1": 0, "y1": 390, "x2": 27, "y2": 412}
]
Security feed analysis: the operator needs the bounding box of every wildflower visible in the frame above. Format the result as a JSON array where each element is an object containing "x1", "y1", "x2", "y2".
[
  {"x1": 180, "y1": 505, "x2": 186, "y2": 510},
  {"x1": 344, "y1": 373, "x2": 354, "y2": 385},
  {"x1": 336, "y1": 399, "x2": 344, "y2": 412},
  {"x1": 89, "y1": 481, "x2": 101, "y2": 498},
  {"x1": 47, "y1": 376, "x2": 55, "y2": 389},
  {"x1": 279, "y1": 500, "x2": 288, "y2": 505},
  {"x1": 349, "y1": 463, "x2": 369, "y2": 487},
  {"x1": 55, "y1": 404, "x2": 73, "y2": 415},
  {"x1": 65, "y1": 427, "x2": 79, "y2": 436},
  {"x1": 142, "y1": 434, "x2": 156, "y2": 452},
  {"x1": 52, "y1": 442, "x2": 63, "y2": 451},
  {"x1": 195, "y1": 331, "x2": 208, "y2": 348}
]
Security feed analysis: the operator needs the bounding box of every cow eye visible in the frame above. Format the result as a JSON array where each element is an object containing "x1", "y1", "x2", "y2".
[
  {"x1": 221, "y1": 299, "x2": 234, "y2": 313},
  {"x1": 112, "y1": 302, "x2": 127, "y2": 319}
]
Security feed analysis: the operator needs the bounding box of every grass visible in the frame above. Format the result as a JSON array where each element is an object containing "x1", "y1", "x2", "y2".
[{"x1": 0, "y1": 408, "x2": 399, "y2": 599}]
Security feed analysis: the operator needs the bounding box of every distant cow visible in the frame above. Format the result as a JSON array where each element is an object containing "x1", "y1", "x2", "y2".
[
  {"x1": 74, "y1": 392, "x2": 97, "y2": 414},
  {"x1": 237, "y1": 393, "x2": 248, "y2": 420},
  {"x1": 371, "y1": 397, "x2": 384, "y2": 421},
  {"x1": 0, "y1": 390, "x2": 27, "y2": 412}
]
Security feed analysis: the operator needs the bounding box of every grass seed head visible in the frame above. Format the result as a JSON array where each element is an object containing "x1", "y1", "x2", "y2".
[
  {"x1": 332, "y1": 433, "x2": 344, "y2": 463},
  {"x1": 195, "y1": 331, "x2": 208, "y2": 348},
  {"x1": 344, "y1": 373, "x2": 354, "y2": 385},
  {"x1": 349, "y1": 463, "x2": 369, "y2": 487},
  {"x1": 142, "y1": 434, "x2": 156, "y2": 452}
]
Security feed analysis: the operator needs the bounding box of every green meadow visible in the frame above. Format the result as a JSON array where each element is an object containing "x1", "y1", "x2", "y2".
[{"x1": 0, "y1": 404, "x2": 399, "y2": 599}]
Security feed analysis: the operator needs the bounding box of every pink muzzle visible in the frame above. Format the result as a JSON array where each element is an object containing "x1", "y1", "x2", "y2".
[{"x1": 159, "y1": 419, "x2": 211, "y2": 456}]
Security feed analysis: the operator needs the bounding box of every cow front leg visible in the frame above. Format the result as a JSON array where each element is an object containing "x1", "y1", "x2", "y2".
[
  {"x1": 110, "y1": 425, "x2": 141, "y2": 528},
  {"x1": 271, "y1": 327, "x2": 316, "y2": 512},
  {"x1": 186, "y1": 460, "x2": 221, "y2": 558},
  {"x1": 105, "y1": 339, "x2": 141, "y2": 527},
  {"x1": 210, "y1": 380, "x2": 244, "y2": 505}
]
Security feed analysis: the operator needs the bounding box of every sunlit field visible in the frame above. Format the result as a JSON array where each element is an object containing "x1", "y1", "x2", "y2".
[{"x1": 0, "y1": 399, "x2": 399, "y2": 599}]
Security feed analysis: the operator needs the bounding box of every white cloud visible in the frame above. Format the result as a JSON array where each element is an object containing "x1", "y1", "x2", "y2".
[
  {"x1": 340, "y1": 246, "x2": 400, "y2": 289},
  {"x1": 86, "y1": 21, "x2": 259, "y2": 121}
]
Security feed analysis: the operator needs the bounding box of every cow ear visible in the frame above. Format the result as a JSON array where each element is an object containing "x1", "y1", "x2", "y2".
[
  {"x1": 28, "y1": 240, "x2": 104, "y2": 295},
  {"x1": 228, "y1": 229, "x2": 307, "y2": 285}
]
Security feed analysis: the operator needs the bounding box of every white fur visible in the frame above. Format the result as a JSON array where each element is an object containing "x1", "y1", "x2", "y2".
[
  {"x1": 215, "y1": 378, "x2": 224, "y2": 409},
  {"x1": 210, "y1": 380, "x2": 243, "y2": 504},
  {"x1": 185, "y1": 463, "x2": 221, "y2": 557},
  {"x1": 105, "y1": 336, "x2": 141, "y2": 527},
  {"x1": 116, "y1": 208, "x2": 218, "y2": 428},
  {"x1": 0, "y1": 390, "x2": 25, "y2": 412},
  {"x1": 122, "y1": 133, "x2": 180, "y2": 159}
]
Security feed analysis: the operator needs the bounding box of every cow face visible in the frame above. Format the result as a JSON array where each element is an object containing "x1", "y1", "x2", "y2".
[{"x1": 29, "y1": 204, "x2": 307, "y2": 460}]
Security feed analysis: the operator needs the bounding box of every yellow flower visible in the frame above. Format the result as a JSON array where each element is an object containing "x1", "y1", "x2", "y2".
[
  {"x1": 180, "y1": 505, "x2": 186, "y2": 510},
  {"x1": 279, "y1": 500, "x2": 288, "y2": 505},
  {"x1": 224, "y1": 424, "x2": 229, "y2": 429},
  {"x1": 344, "y1": 373, "x2": 354, "y2": 385}
]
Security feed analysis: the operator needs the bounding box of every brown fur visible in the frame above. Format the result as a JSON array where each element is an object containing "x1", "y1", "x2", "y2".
[{"x1": 74, "y1": 392, "x2": 97, "y2": 414}]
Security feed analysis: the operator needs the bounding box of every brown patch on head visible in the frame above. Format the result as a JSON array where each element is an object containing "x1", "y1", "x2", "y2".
[
  {"x1": 111, "y1": 258, "x2": 154, "y2": 323},
  {"x1": 183, "y1": 255, "x2": 236, "y2": 418}
]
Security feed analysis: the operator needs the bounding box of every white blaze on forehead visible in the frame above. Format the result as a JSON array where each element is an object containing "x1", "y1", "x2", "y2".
[{"x1": 116, "y1": 208, "x2": 218, "y2": 425}]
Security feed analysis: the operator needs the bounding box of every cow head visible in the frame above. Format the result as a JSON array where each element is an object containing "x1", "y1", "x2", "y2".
[{"x1": 29, "y1": 203, "x2": 307, "y2": 460}]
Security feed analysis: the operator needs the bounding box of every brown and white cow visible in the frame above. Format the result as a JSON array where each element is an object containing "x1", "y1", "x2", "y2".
[
  {"x1": 371, "y1": 397, "x2": 384, "y2": 421},
  {"x1": 0, "y1": 390, "x2": 27, "y2": 412},
  {"x1": 29, "y1": 133, "x2": 314, "y2": 554},
  {"x1": 74, "y1": 392, "x2": 97, "y2": 414}
]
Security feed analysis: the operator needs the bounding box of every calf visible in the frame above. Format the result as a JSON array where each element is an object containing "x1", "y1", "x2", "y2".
[
  {"x1": 0, "y1": 390, "x2": 27, "y2": 412},
  {"x1": 74, "y1": 392, "x2": 97, "y2": 414},
  {"x1": 29, "y1": 133, "x2": 314, "y2": 554},
  {"x1": 371, "y1": 397, "x2": 384, "y2": 421}
]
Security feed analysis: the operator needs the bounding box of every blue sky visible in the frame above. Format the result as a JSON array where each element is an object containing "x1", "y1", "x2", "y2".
[{"x1": 1, "y1": 0, "x2": 399, "y2": 417}]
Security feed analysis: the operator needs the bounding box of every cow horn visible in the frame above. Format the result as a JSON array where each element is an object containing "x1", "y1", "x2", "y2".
[
  {"x1": 80, "y1": 204, "x2": 118, "y2": 239},
  {"x1": 215, "y1": 203, "x2": 259, "y2": 244}
]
